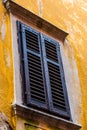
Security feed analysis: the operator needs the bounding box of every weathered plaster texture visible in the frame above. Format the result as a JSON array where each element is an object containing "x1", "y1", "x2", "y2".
[{"x1": 0, "y1": 0, "x2": 14, "y2": 124}]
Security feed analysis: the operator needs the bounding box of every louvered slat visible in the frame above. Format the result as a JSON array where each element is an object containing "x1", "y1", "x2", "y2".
[
  {"x1": 25, "y1": 30, "x2": 39, "y2": 53},
  {"x1": 48, "y1": 62, "x2": 66, "y2": 111},
  {"x1": 27, "y1": 52, "x2": 45, "y2": 103},
  {"x1": 45, "y1": 40, "x2": 58, "y2": 63}
]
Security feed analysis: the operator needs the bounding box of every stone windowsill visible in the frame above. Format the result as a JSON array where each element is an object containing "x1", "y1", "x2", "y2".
[{"x1": 13, "y1": 104, "x2": 81, "y2": 130}]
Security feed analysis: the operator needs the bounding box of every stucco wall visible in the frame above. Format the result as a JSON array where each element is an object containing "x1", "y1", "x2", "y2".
[
  {"x1": 0, "y1": 0, "x2": 13, "y2": 123},
  {"x1": 0, "y1": 0, "x2": 87, "y2": 130}
]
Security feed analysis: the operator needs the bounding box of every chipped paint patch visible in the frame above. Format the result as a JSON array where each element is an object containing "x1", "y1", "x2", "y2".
[
  {"x1": 38, "y1": 0, "x2": 43, "y2": 17},
  {"x1": 1, "y1": 21, "x2": 6, "y2": 40},
  {"x1": 0, "y1": 12, "x2": 7, "y2": 41}
]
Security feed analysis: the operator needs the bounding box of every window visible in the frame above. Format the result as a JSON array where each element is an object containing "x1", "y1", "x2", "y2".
[{"x1": 17, "y1": 21, "x2": 70, "y2": 120}]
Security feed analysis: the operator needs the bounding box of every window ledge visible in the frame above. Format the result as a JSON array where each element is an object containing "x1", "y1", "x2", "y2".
[
  {"x1": 3, "y1": 0, "x2": 68, "y2": 42},
  {"x1": 13, "y1": 104, "x2": 81, "y2": 130}
]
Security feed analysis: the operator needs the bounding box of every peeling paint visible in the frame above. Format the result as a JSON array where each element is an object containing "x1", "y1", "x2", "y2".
[
  {"x1": 0, "y1": 12, "x2": 7, "y2": 41},
  {"x1": 1, "y1": 21, "x2": 6, "y2": 40}
]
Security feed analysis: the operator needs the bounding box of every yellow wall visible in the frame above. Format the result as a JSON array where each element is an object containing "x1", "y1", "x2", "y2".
[
  {"x1": 0, "y1": 0, "x2": 87, "y2": 130},
  {"x1": 0, "y1": 0, "x2": 13, "y2": 122}
]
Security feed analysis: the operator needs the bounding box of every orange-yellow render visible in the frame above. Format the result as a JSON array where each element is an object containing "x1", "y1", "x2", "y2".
[
  {"x1": 0, "y1": 0, "x2": 13, "y2": 122},
  {"x1": 0, "y1": 0, "x2": 87, "y2": 130}
]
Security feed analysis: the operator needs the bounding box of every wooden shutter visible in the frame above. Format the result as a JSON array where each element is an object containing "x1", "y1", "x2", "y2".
[
  {"x1": 19, "y1": 23, "x2": 48, "y2": 109},
  {"x1": 17, "y1": 21, "x2": 70, "y2": 119},
  {"x1": 42, "y1": 35, "x2": 70, "y2": 119}
]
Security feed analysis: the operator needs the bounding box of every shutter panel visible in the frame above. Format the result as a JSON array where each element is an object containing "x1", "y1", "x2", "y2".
[
  {"x1": 42, "y1": 36, "x2": 70, "y2": 118},
  {"x1": 48, "y1": 62, "x2": 66, "y2": 111},
  {"x1": 45, "y1": 40, "x2": 66, "y2": 111},
  {"x1": 20, "y1": 24, "x2": 47, "y2": 109}
]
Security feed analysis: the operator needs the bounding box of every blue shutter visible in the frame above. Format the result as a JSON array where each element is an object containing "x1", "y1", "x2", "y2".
[
  {"x1": 41, "y1": 35, "x2": 70, "y2": 119},
  {"x1": 19, "y1": 23, "x2": 48, "y2": 109},
  {"x1": 17, "y1": 21, "x2": 70, "y2": 119}
]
